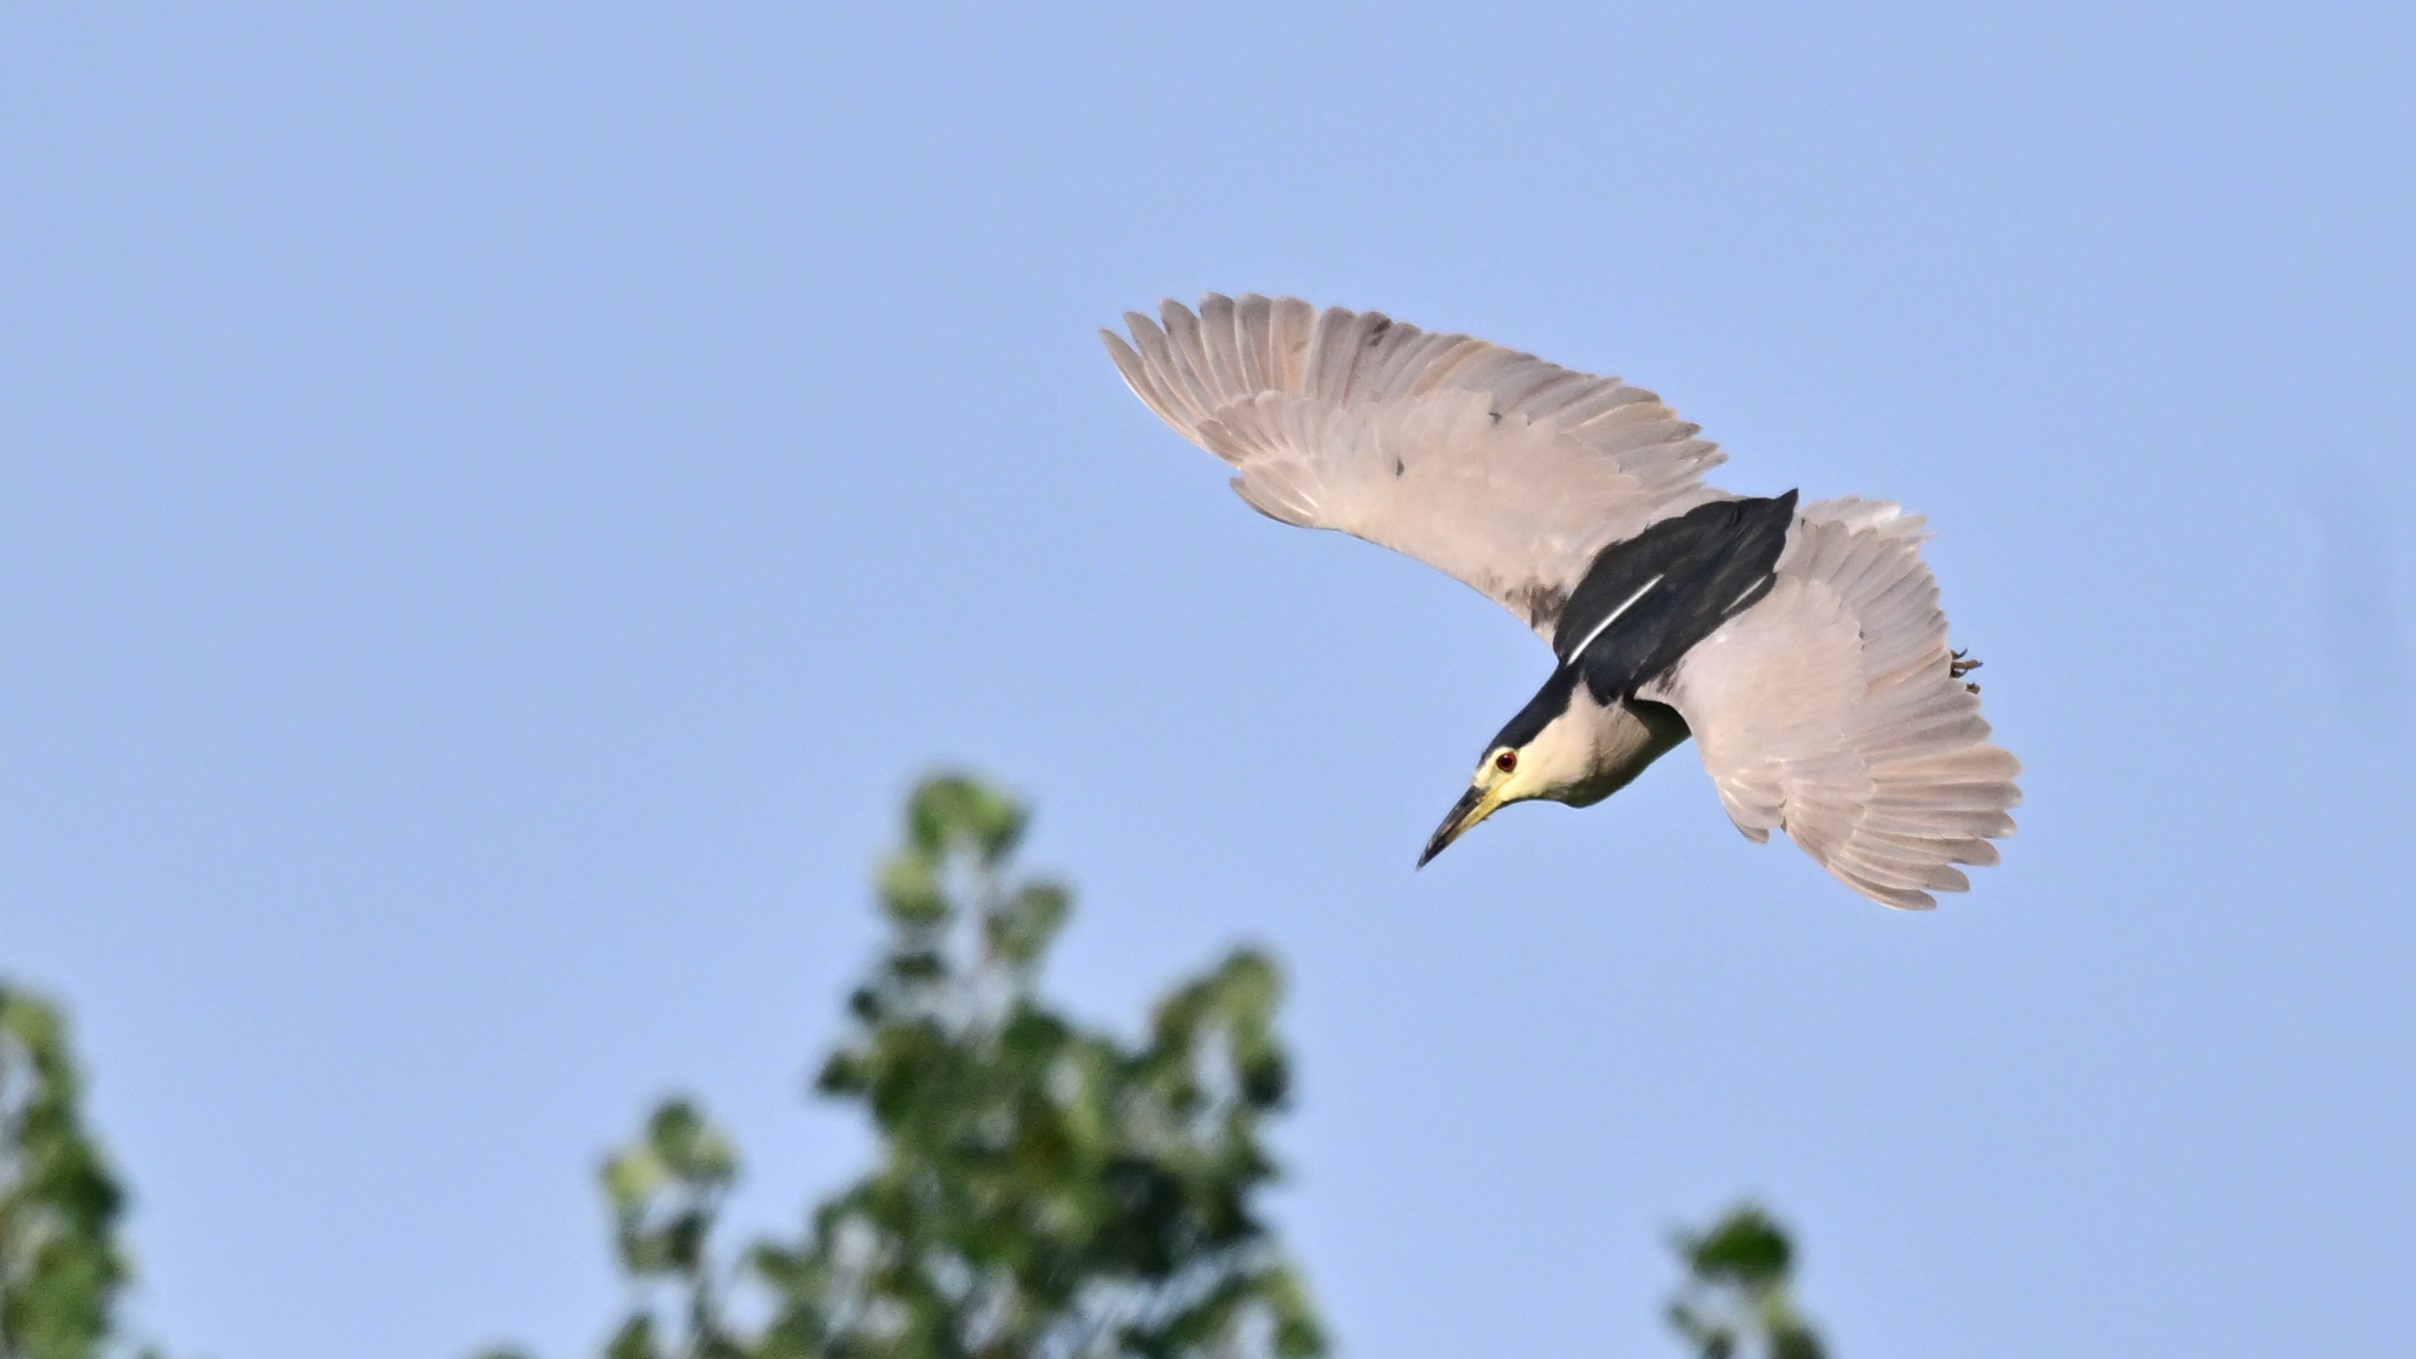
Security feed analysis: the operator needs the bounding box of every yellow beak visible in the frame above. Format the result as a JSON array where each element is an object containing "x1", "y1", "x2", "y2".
[{"x1": 1418, "y1": 784, "x2": 1505, "y2": 868}]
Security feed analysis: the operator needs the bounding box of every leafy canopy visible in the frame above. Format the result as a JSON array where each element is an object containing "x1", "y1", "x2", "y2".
[
  {"x1": 1667, "y1": 1204, "x2": 1826, "y2": 1359},
  {"x1": 577, "y1": 772, "x2": 1325, "y2": 1359},
  {"x1": 0, "y1": 987, "x2": 137, "y2": 1359},
  {"x1": 4, "y1": 772, "x2": 1829, "y2": 1359}
]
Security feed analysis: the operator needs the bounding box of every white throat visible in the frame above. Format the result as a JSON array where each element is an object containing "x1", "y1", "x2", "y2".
[{"x1": 1517, "y1": 690, "x2": 1690, "y2": 808}]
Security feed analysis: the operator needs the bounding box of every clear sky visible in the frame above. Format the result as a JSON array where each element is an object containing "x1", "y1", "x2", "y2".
[{"x1": 5, "y1": 5, "x2": 2412, "y2": 1357}]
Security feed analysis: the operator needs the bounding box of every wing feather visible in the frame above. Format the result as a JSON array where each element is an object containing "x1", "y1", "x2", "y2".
[
  {"x1": 1642, "y1": 500, "x2": 2021, "y2": 909},
  {"x1": 1103, "y1": 294, "x2": 1729, "y2": 635}
]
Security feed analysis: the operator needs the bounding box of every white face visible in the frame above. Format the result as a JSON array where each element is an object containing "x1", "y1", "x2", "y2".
[
  {"x1": 1420, "y1": 705, "x2": 1622, "y2": 866},
  {"x1": 1474, "y1": 744, "x2": 1523, "y2": 796},
  {"x1": 1420, "y1": 738, "x2": 1549, "y2": 866},
  {"x1": 1483, "y1": 706, "x2": 1606, "y2": 802}
]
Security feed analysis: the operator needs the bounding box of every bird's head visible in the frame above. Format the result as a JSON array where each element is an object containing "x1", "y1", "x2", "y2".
[{"x1": 1418, "y1": 671, "x2": 1593, "y2": 867}]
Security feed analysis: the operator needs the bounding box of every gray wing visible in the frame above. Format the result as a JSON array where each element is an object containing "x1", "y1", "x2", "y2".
[
  {"x1": 1103, "y1": 294, "x2": 1729, "y2": 637},
  {"x1": 1641, "y1": 499, "x2": 2021, "y2": 910}
]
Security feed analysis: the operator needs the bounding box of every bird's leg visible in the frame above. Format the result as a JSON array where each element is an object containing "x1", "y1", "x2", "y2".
[{"x1": 1949, "y1": 648, "x2": 1983, "y2": 694}]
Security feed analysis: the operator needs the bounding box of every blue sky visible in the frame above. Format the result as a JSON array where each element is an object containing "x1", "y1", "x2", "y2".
[{"x1": 5, "y1": 5, "x2": 2412, "y2": 1356}]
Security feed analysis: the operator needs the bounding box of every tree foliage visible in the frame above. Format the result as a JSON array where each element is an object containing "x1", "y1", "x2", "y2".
[
  {"x1": 7, "y1": 773, "x2": 1832, "y2": 1359},
  {"x1": 0, "y1": 986, "x2": 135, "y2": 1359},
  {"x1": 574, "y1": 772, "x2": 1326, "y2": 1359},
  {"x1": 1667, "y1": 1204, "x2": 1825, "y2": 1359}
]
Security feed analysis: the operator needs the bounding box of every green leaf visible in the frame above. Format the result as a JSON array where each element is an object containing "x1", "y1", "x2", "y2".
[
  {"x1": 987, "y1": 880, "x2": 1070, "y2": 965},
  {"x1": 878, "y1": 853, "x2": 949, "y2": 926},
  {"x1": 0, "y1": 988, "x2": 66, "y2": 1054},
  {"x1": 814, "y1": 1050, "x2": 870, "y2": 1097},
  {"x1": 1682, "y1": 1204, "x2": 1792, "y2": 1286},
  {"x1": 1668, "y1": 1204, "x2": 1824, "y2": 1359},
  {"x1": 905, "y1": 773, "x2": 1028, "y2": 863},
  {"x1": 646, "y1": 1100, "x2": 736, "y2": 1185},
  {"x1": 603, "y1": 1145, "x2": 666, "y2": 1212},
  {"x1": 604, "y1": 1314, "x2": 662, "y2": 1359}
]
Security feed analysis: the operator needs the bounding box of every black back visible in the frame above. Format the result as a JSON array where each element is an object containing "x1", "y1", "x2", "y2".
[
  {"x1": 1483, "y1": 492, "x2": 1799, "y2": 755},
  {"x1": 1550, "y1": 490, "x2": 1799, "y2": 704}
]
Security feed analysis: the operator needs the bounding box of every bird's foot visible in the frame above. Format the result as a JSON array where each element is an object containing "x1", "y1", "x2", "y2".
[{"x1": 1950, "y1": 648, "x2": 1984, "y2": 694}]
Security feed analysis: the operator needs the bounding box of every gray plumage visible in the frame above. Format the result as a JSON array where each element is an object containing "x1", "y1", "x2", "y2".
[{"x1": 1103, "y1": 294, "x2": 2019, "y2": 909}]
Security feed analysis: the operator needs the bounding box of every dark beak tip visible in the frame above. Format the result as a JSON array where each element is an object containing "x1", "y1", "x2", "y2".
[{"x1": 1418, "y1": 786, "x2": 1487, "y2": 870}]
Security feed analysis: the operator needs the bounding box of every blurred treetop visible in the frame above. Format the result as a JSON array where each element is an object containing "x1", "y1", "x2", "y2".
[
  {"x1": 0, "y1": 986, "x2": 138, "y2": 1359},
  {"x1": 3, "y1": 772, "x2": 1827, "y2": 1359},
  {"x1": 573, "y1": 772, "x2": 1326, "y2": 1359},
  {"x1": 1668, "y1": 1204, "x2": 1826, "y2": 1359}
]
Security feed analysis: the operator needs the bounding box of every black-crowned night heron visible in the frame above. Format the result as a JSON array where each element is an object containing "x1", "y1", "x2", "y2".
[{"x1": 1103, "y1": 294, "x2": 2020, "y2": 909}]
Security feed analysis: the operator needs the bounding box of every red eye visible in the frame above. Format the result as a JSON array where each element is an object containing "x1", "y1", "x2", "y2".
[{"x1": 1494, "y1": 750, "x2": 1518, "y2": 774}]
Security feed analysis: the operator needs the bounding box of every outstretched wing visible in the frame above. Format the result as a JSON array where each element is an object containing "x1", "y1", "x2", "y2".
[
  {"x1": 1641, "y1": 499, "x2": 2021, "y2": 909},
  {"x1": 1103, "y1": 294, "x2": 1729, "y2": 637}
]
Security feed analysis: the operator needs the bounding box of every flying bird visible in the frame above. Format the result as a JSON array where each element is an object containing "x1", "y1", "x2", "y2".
[{"x1": 1102, "y1": 294, "x2": 2019, "y2": 909}]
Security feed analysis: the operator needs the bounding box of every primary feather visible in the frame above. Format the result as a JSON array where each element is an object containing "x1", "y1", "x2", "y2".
[{"x1": 1103, "y1": 295, "x2": 1726, "y2": 636}]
